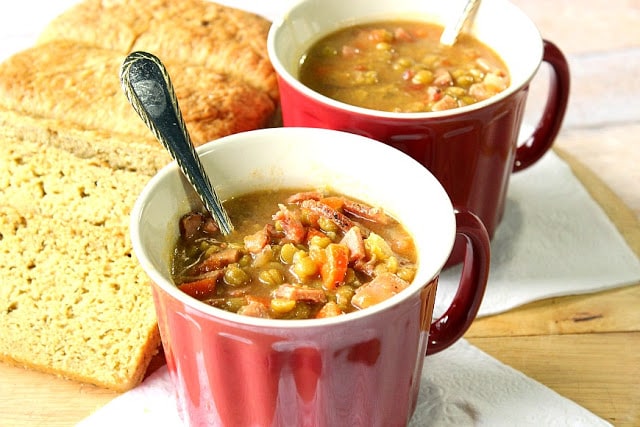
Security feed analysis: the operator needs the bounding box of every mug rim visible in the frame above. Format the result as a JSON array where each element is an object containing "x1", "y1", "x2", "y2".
[
  {"x1": 130, "y1": 127, "x2": 455, "y2": 330},
  {"x1": 267, "y1": 0, "x2": 544, "y2": 119}
]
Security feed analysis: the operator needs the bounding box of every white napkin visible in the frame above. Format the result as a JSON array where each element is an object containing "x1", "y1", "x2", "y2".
[
  {"x1": 76, "y1": 339, "x2": 611, "y2": 427},
  {"x1": 1, "y1": 2, "x2": 636, "y2": 426},
  {"x1": 436, "y1": 151, "x2": 640, "y2": 318}
]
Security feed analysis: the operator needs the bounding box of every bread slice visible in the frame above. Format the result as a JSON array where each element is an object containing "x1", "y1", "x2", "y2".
[
  {"x1": 0, "y1": 137, "x2": 160, "y2": 391},
  {"x1": 0, "y1": 0, "x2": 278, "y2": 391}
]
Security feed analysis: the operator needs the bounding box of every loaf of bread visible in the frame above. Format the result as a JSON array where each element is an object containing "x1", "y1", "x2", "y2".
[
  {"x1": 0, "y1": 0, "x2": 277, "y2": 391},
  {"x1": 0, "y1": 0, "x2": 277, "y2": 176}
]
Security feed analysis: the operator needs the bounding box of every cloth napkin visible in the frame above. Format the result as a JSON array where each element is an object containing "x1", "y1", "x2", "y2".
[
  {"x1": 436, "y1": 150, "x2": 640, "y2": 318},
  {"x1": 77, "y1": 339, "x2": 611, "y2": 427},
  {"x1": 2, "y1": 1, "x2": 638, "y2": 426}
]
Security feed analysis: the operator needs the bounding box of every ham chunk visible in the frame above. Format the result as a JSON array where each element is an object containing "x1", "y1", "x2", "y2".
[
  {"x1": 433, "y1": 68, "x2": 453, "y2": 86},
  {"x1": 192, "y1": 247, "x2": 241, "y2": 274},
  {"x1": 179, "y1": 212, "x2": 218, "y2": 239},
  {"x1": 273, "y1": 284, "x2": 327, "y2": 304},
  {"x1": 301, "y1": 199, "x2": 354, "y2": 233},
  {"x1": 237, "y1": 300, "x2": 270, "y2": 318},
  {"x1": 341, "y1": 198, "x2": 390, "y2": 224},
  {"x1": 244, "y1": 224, "x2": 276, "y2": 253},
  {"x1": 286, "y1": 191, "x2": 323, "y2": 204},
  {"x1": 273, "y1": 204, "x2": 306, "y2": 243},
  {"x1": 340, "y1": 226, "x2": 366, "y2": 261},
  {"x1": 432, "y1": 94, "x2": 458, "y2": 111},
  {"x1": 351, "y1": 272, "x2": 410, "y2": 309}
]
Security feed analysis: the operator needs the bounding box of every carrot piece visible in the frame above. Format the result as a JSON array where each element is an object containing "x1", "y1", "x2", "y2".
[
  {"x1": 316, "y1": 301, "x2": 344, "y2": 318},
  {"x1": 321, "y1": 243, "x2": 349, "y2": 290},
  {"x1": 178, "y1": 277, "x2": 217, "y2": 299},
  {"x1": 305, "y1": 228, "x2": 326, "y2": 244}
]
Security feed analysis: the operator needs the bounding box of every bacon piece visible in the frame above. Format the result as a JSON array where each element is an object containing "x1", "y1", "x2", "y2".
[
  {"x1": 351, "y1": 273, "x2": 410, "y2": 309},
  {"x1": 192, "y1": 247, "x2": 242, "y2": 274},
  {"x1": 244, "y1": 224, "x2": 276, "y2": 253},
  {"x1": 286, "y1": 191, "x2": 323, "y2": 204},
  {"x1": 342, "y1": 199, "x2": 390, "y2": 224},
  {"x1": 273, "y1": 204, "x2": 306, "y2": 243},
  {"x1": 273, "y1": 284, "x2": 327, "y2": 304},
  {"x1": 340, "y1": 226, "x2": 366, "y2": 262},
  {"x1": 237, "y1": 299, "x2": 270, "y2": 318},
  {"x1": 301, "y1": 199, "x2": 354, "y2": 233}
]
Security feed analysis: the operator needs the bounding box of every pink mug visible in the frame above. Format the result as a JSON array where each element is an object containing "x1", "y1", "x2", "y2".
[
  {"x1": 131, "y1": 128, "x2": 490, "y2": 426},
  {"x1": 267, "y1": 0, "x2": 570, "y2": 264}
]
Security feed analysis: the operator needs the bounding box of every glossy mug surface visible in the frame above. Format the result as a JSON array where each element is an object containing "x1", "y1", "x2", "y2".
[
  {"x1": 130, "y1": 128, "x2": 490, "y2": 426},
  {"x1": 267, "y1": 0, "x2": 570, "y2": 262}
]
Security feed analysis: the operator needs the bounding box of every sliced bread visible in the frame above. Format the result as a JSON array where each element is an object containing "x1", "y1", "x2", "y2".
[{"x1": 0, "y1": 0, "x2": 277, "y2": 390}]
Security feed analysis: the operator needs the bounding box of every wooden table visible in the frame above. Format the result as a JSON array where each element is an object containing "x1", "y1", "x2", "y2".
[{"x1": 1, "y1": 0, "x2": 639, "y2": 426}]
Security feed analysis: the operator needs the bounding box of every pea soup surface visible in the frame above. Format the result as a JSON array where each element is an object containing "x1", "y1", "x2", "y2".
[
  {"x1": 171, "y1": 189, "x2": 418, "y2": 319},
  {"x1": 298, "y1": 20, "x2": 510, "y2": 112}
]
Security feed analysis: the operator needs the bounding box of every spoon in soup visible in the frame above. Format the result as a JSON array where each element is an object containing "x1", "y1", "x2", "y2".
[
  {"x1": 120, "y1": 51, "x2": 234, "y2": 235},
  {"x1": 439, "y1": 0, "x2": 481, "y2": 46}
]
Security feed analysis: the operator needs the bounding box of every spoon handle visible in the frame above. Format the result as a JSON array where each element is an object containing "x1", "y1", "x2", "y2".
[
  {"x1": 120, "y1": 51, "x2": 233, "y2": 235},
  {"x1": 440, "y1": 0, "x2": 481, "y2": 46}
]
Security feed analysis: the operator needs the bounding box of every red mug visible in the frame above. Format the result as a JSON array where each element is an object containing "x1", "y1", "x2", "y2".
[
  {"x1": 267, "y1": 0, "x2": 570, "y2": 264},
  {"x1": 131, "y1": 128, "x2": 490, "y2": 426}
]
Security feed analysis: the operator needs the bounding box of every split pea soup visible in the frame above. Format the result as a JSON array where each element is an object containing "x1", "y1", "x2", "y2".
[
  {"x1": 298, "y1": 20, "x2": 510, "y2": 113},
  {"x1": 171, "y1": 189, "x2": 418, "y2": 320}
]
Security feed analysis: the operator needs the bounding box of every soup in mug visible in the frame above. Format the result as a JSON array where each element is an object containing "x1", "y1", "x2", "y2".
[
  {"x1": 299, "y1": 20, "x2": 510, "y2": 112},
  {"x1": 171, "y1": 189, "x2": 418, "y2": 319}
]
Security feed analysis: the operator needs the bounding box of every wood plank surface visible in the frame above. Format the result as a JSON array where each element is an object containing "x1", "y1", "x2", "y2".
[{"x1": 467, "y1": 333, "x2": 640, "y2": 427}]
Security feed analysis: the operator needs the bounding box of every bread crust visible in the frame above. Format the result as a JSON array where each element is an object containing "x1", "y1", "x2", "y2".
[{"x1": 37, "y1": 0, "x2": 279, "y2": 100}]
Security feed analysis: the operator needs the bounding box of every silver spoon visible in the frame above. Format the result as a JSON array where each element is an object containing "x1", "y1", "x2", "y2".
[
  {"x1": 439, "y1": 0, "x2": 481, "y2": 46},
  {"x1": 120, "y1": 51, "x2": 233, "y2": 235}
]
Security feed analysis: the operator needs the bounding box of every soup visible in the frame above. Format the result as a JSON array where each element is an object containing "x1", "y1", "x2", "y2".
[
  {"x1": 299, "y1": 20, "x2": 510, "y2": 112},
  {"x1": 171, "y1": 189, "x2": 418, "y2": 319}
]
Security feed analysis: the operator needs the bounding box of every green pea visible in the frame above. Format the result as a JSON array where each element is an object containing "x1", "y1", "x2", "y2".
[
  {"x1": 318, "y1": 216, "x2": 339, "y2": 233},
  {"x1": 411, "y1": 69, "x2": 433, "y2": 85},
  {"x1": 292, "y1": 251, "x2": 318, "y2": 279},
  {"x1": 280, "y1": 243, "x2": 297, "y2": 264},
  {"x1": 238, "y1": 253, "x2": 252, "y2": 268},
  {"x1": 259, "y1": 268, "x2": 284, "y2": 286},
  {"x1": 445, "y1": 86, "x2": 466, "y2": 98},
  {"x1": 335, "y1": 285, "x2": 355, "y2": 311},
  {"x1": 454, "y1": 74, "x2": 475, "y2": 87},
  {"x1": 393, "y1": 57, "x2": 413, "y2": 70},
  {"x1": 224, "y1": 265, "x2": 250, "y2": 287}
]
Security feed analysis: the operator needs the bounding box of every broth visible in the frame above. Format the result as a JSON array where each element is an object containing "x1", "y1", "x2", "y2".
[
  {"x1": 171, "y1": 189, "x2": 418, "y2": 319},
  {"x1": 299, "y1": 20, "x2": 510, "y2": 112}
]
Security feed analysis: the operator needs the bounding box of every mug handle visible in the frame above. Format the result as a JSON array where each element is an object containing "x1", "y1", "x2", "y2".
[
  {"x1": 426, "y1": 208, "x2": 490, "y2": 355},
  {"x1": 513, "y1": 40, "x2": 571, "y2": 172}
]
